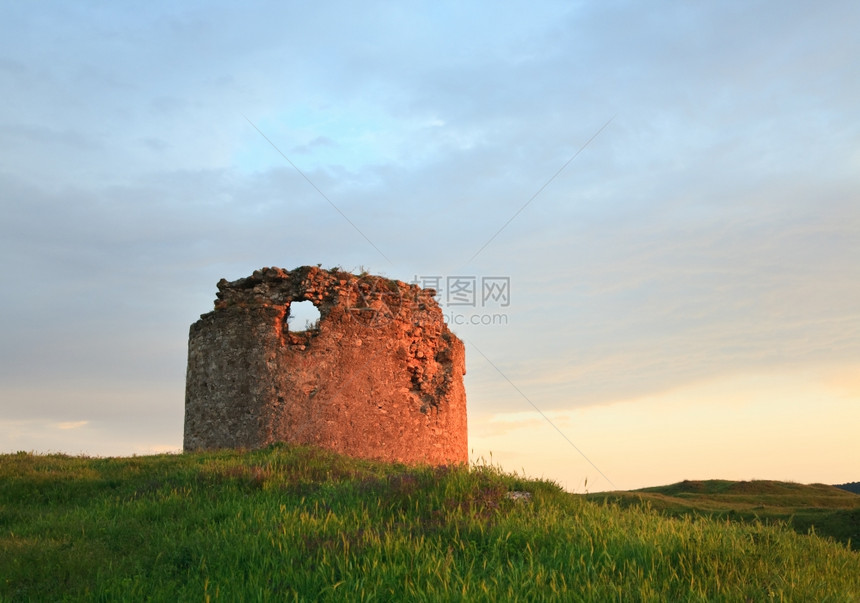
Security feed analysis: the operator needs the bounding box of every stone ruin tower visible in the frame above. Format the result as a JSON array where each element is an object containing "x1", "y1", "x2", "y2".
[{"x1": 184, "y1": 266, "x2": 467, "y2": 464}]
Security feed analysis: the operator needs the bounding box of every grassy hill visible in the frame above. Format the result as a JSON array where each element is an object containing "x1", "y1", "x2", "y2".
[
  {"x1": 836, "y1": 481, "x2": 860, "y2": 495},
  {"x1": 587, "y1": 479, "x2": 860, "y2": 553},
  {"x1": 2, "y1": 446, "x2": 859, "y2": 601}
]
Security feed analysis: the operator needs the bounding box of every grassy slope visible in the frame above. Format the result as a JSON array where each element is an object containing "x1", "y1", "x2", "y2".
[
  {"x1": 588, "y1": 479, "x2": 860, "y2": 553},
  {"x1": 0, "y1": 447, "x2": 858, "y2": 602},
  {"x1": 836, "y1": 482, "x2": 860, "y2": 495}
]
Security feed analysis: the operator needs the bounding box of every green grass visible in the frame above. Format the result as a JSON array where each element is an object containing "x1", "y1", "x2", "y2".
[
  {"x1": 588, "y1": 479, "x2": 860, "y2": 553},
  {"x1": 1, "y1": 446, "x2": 858, "y2": 601}
]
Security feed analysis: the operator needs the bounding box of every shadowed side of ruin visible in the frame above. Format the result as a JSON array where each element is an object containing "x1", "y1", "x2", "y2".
[{"x1": 184, "y1": 266, "x2": 467, "y2": 465}]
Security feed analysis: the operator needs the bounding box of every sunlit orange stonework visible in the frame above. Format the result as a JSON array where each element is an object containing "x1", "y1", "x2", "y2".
[{"x1": 184, "y1": 266, "x2": 468, "y2": 465}]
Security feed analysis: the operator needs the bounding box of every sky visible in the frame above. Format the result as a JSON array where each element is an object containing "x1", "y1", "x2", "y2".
[{"x1": 1, "y1": 1, "x2": 858, "y2": 492}]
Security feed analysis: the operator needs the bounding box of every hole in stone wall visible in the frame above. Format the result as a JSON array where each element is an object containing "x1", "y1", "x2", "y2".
[{"x1": 287, "y1": 300, "x2": 321, "y2": 331}]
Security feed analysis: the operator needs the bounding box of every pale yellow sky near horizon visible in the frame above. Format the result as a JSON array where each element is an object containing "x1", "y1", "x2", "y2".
[{"x1": 469, "y1": 363, "x2": 860, "y2": 492}]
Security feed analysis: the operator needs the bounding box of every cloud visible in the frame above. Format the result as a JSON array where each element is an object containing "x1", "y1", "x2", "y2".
[{"x1": 54, "y1": 421, "x2": 89, "y2": 430}]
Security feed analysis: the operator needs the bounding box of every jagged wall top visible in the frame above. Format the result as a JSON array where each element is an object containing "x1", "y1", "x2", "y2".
[{"x1": 207, "y1": 266, "x2": 439, "y2": 328}]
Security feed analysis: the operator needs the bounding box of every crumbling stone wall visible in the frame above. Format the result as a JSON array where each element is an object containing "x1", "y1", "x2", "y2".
[{"x1": 184, "y1": 266, "x2": 467, "y2": 465}]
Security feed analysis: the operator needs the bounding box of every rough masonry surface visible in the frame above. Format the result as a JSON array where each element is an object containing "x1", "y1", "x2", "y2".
[{"x1": 184, "y1": 266, "x2": 468, "y2": 465}]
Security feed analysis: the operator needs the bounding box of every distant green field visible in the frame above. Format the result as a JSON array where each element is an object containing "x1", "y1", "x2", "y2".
[
  {"x1": 588, "y1": 478, "x2": 860, "y2": 552},
  {"x1": 2, "y1": 446, "x2": 858, "y2": 601},
  {"x1": 836, "y1": 482, "x2": 860, "y2": 495}
]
